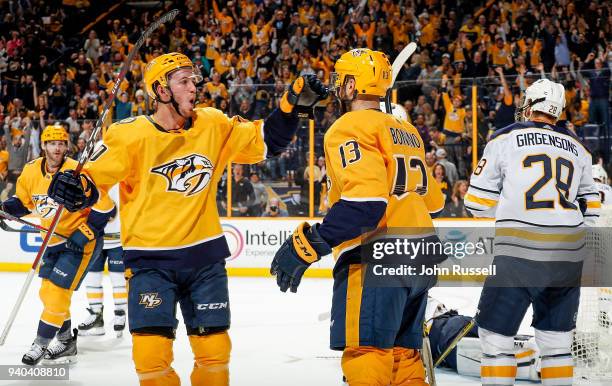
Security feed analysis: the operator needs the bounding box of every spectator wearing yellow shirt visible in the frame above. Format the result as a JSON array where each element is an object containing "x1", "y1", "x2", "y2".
[
  {"x1": 517, "y1": 37, "x2": 542, "y2": 69},
  {"x1": 489, "y1": 36, "x2": 511, "y2": 66},
  {"x1": 352, "y1": 15, "x2": 375, "y2": 49},
  {"x1": 236, "y1": 45, "x2": 255, "y2": 78},
  {"x1": 298, "y1": 3, "x2": 316, "y2": 26},
  {"x1": 250, "y1": 16, "x2": 273, "y2": 47},
  {"x1": 168, "y1": 26, "x2": 187, "y2": 52},
  {"x1": 389, "y1": 12, "x2": 409, "y2": 46},
  {"x1": 439, "y1": 75, "x2": 468, "y2": 178},
  {"x1": 131, "y1": 89, "x2": 149, "y2": 116},
  {"x1": 204, "y1": 71, "x2": 229, "y2": 101},
  {"x1": 419, "y1": 13, "x2": 436, "y2": 46},
  {"x1": 381, "y1": 0, "x2": 398, "y2": 18},
  {"x1": 239, "y1": 0, "x2": 256, "y2": 22},
  {"x1": 214, "y1": 50, "x2": 234, "y2": 78},
  {"x1": 449, "y1": 32, "x2": 473, "y2": 63},
  {"x1": 205, "y1": 31, "x2": 222, "y2": 61},
  {"x1": 212, "y1": 0, "x2": 234, "y2": 36},
  {"x1": 319, "y1": 4, "x2": 335, "y2": 26},
  {"x1": 459, "y1": 17, "x2": 481, "y2": 44}
]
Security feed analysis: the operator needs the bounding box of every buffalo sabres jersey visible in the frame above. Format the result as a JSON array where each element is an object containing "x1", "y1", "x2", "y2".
[
  {"x1": 14, "y1": 157, "x2": 115, "y2": 247},
  {"x1": 102, "y1": 184, "x2": 121, "y2": 249},
  {"x1": 84, "y1": 108, "x2": 268, "y2": 269},
  {"x1": 323, "y1": 108, "x2": 445, "y2": 261},
  {"x1": 595, "y1": 182, "x2": 612, "y2": 205},
  {"x1": 465, "y1": 121, "x2": 601, "y2": 261}
]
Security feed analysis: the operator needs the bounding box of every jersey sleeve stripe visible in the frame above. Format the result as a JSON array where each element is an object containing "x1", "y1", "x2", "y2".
[
  {"x1": 577, "y1": 192, "x2": 600, "y2": 198},
  {"x1": 586, "y1": 201, "x2": 601, "y2": 209},
  {"x1": 465, "y1": 193, "x2": 498, "y2": 207},
  {"x1": 340, "y1": 196, "x2": 389, "y2": 204},
  {"x1": 469, "y1": 184, "x2": 500, "y2": 195},
  {"x1": 495, "y1": 219, "x2": 584, "y2": 228},
  {"x1": 465, "y1": 204, "x2": 484, "y2": 212}
]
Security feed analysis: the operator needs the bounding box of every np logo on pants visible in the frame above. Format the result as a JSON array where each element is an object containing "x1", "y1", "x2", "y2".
[{"x1": 139, "y1": 293, "x2": 163, "y2": 308}]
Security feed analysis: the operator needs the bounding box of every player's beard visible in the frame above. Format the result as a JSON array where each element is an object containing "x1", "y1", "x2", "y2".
[{"x1": 44, "y1": 148, "x2": 66, "y2": 171}]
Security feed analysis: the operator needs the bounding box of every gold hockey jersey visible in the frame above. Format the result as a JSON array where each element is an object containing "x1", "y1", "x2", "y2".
[
  {"x1": 84, "y1": 108, "x2": 268, "y2": 268},
  {"x1": 15, "y1": 157, "x2": 115, "y2": 247},
  {"x1": 322, "y1": 109, "x2": 445, "y2": 261}
]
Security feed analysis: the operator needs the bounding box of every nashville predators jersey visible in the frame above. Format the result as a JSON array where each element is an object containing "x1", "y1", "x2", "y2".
[
  {"x1": 322, "y1": 109, "x2": 445, "y2": 261},
  {"x1": 465, "y1": 121, "x2": 601, "y2": 261},
  {"x1": 84, "y1": 108, "x2": 268, "y2": 269},
  {"x1": 14, "y1": 157, "x2": 115, "y2": 247}
]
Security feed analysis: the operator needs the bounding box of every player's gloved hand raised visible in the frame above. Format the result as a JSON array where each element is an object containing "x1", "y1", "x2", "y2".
[
  {"x1": 281, "y1": 74, "x2": 329, "y2": 118},
  {"x1": 66, "y1": 223, "x2": 97, "y2": 253},
  {"x1": 48, "y1": 170, "x2": 99, "y2": 212},
  {"x1": 270, "y1": 222, "x2": 332, "y2": 293}
]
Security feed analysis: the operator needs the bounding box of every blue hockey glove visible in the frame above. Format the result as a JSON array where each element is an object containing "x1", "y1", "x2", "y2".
[
  {"x1": 270, "y1": 222, "x2": 332, "y2": 293},
  {"x1": 66, "y1": 223, "x2": 97, "y2": 253},
  {"x1": 48, "y1": 170, "x2": 99, "y2": 212}
]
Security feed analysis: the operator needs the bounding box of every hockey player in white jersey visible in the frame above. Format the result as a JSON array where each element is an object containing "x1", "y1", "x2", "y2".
[
  {"x1": 593, "y1": 165, "x2": 612, "y2": 205},
  {"x1": 77, "y1": 182, "x2": 126, "y2": 337},
  {"x1": 465, "y1": 78, "x2": 601, "y2": 386}
]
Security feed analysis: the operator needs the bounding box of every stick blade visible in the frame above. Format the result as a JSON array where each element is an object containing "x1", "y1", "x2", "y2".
[{"x1": 391, "y1": 42, "x2": 417, "y2": 85}]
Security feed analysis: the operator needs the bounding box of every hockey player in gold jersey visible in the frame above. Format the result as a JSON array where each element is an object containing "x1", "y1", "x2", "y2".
[
  {"x1": 1, "y1": 125, "x2": 115, "y2": 365},
  {"x1": 271, "y1": 48, "x2": 445, "y2": 385},
  {"x1": 48, "y1": 52, "x2": 328, "y2": 386}
]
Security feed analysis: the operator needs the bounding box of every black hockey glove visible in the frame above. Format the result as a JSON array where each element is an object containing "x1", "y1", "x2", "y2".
[
  {"x1": 281, "y1": 74, "x2": 329, "y2": 118},
  {"x1": 48, "y1": 170, "x2": 99, "y2": 212},
  {"x1": 270, "y1": 222, "x2": 332, "y2": 293}
]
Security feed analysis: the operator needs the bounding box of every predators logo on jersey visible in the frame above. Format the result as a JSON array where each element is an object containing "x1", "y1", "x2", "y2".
[
  {"x1": 32, "y1": 194, "x2": 58, "y2": 218},
  {"x1": 151, "y1": 153, "x2": 214, "y2": 196}
]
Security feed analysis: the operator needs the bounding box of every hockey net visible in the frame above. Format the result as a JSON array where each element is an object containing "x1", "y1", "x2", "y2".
[{"x1": 574, "y1": 204, "x2": 612, "y2": 383}]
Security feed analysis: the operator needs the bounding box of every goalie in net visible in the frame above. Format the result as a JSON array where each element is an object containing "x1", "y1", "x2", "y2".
[{"x1": 573, "y1": 164, "x2": 612, "y2": 383}]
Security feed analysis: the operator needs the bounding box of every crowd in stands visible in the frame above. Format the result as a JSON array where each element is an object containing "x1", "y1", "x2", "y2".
[{"x1": 0, "y1": 0, "x2": 610, "y2": 218}]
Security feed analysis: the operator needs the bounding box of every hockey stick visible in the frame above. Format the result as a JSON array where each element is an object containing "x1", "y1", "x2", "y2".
[
  {"x1": 0, "y1": 217, "x2": 121, "y2": 241},
  {"x1": 391, "y1": 42, "x2": 417, "y2": 86},
  {"x1": 0, "y1": 218, "x2": 69, "y2": 240},
  {"x1": 385, "y1": 42, "x2": 418, "y2": 113},
  {"x1": 422, "y1": 326, "x2": 437, "y2": 386},
  {"x1": 0, "y1": 209, "x2": 68, "y2": 240},
  {"x1": 0, "y1": 9, "x2": 180, "y2": 346},
  {"x1": 433, "y1": 315, "x2": 477, "y2": 367}
]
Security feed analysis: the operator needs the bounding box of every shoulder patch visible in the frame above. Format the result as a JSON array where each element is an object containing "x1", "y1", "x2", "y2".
[{"x1": 117, "y1": 117, "x2": 137, "y2": 125}]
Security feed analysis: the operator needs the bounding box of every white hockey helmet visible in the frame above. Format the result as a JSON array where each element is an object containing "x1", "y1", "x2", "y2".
[
  {"x1": 518, "y1": 78, "x2": 565, "y2": 121},
  {"x1": 380, "y1": 101, "x2": 408, "y2": 122},
  {"x1": 592, "y1": 164, "x2": 609, "y2": 184}
]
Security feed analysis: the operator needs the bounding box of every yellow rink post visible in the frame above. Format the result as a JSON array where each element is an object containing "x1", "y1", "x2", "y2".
[
  {"x1": 309, "y1": 119, "x2": 315, "y2": 218},
  {"x1": 472, "y1": 84, "x2": 478, "y2": 171}
]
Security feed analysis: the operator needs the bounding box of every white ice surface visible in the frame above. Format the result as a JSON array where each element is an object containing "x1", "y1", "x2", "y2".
[{"x1": 0, "y1": 273, "x2": 539, "y2": 385}]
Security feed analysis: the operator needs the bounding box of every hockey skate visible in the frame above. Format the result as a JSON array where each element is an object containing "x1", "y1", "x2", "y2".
[
  {"x1": 44, "y1": 329, "x2": 78, "y2": 365},
  {"x1": 78, "y1": 307, "x2": 105, "y2": 336},
  {"x1": 22, "y1": 342, "x2": 47, "y2": 366},
  {"x1": 113, "y1": 309, "x2": 126, "y2": 338}
]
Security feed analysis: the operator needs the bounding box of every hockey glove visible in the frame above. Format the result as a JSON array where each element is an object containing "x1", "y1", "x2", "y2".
[
  {"x1": 270, "y1": 222, "x2": 332, "y2": 293},
  {"x1": 280, "y1": 74, "x2": 329, "y2": 118},
  {"x1": 66, "y1": 223, "x2": 97, "y2": 253},
  {"x1": 48, "y1": 170, "x2": 99, "y2": 212}
]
